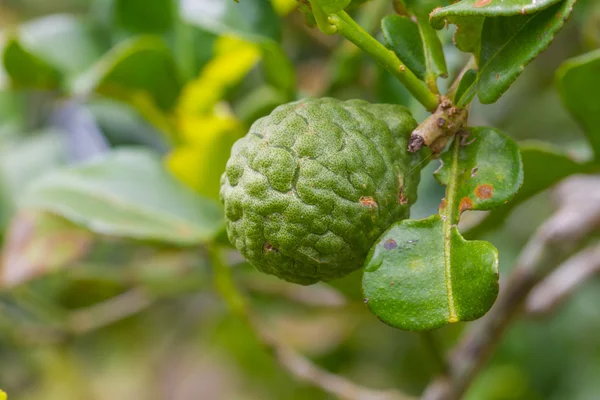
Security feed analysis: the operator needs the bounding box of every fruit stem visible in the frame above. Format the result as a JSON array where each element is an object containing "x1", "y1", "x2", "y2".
[
  {"x1": 209, "y1": 245, "x2": 248, "y2": 319},
  {"x1": 326, "y1": 10, "x2": 440, "y2": 112}
]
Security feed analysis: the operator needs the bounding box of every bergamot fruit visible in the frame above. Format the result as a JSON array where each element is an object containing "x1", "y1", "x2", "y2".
[{"x1": 220, "y1": 98, "x2": 425, "y2": 285}]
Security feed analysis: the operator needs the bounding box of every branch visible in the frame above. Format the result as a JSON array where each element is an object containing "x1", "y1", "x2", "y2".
[
  {"x1": 526, "y1": 241, "x2": 600, "y2": 317},
  {"x1": 422, "y1": 175, "x2": 600, "y2": 400},
  {"x1": 209, "y1": 246, "x2": 413, "y2": 400},
  {"x1": 68, "y1": 289, "x2": 153, "y2": 334},
  {"x1": 319, "y1": 8, "x2": 439, "y2": 111}
]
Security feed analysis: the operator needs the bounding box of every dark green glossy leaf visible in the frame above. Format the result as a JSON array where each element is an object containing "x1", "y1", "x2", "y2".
[
  {"x1": 2, "y1": 38, "x2": 62, "y2": 89},
  {"x1": 454, "y1": 69, "x2": 477, "y2": 107},
  {"x1": 22, "y1": 148, "x2": 224, "y2": 246},
  {"x1": 477, "y1": 0, "x2": 576, "y2": 104},
  {"x1": 464, "y1": 141, "x2": 593, "y2": 238},
  {"x1": 180, "y1": 0, "x2": 281, "y2": 42},
  {"x1": 556, "y1": 50, "x2": 600, "y2": 161},
  {"x1": 381, "y1": 15, "x2": 426, "y2": 81},
  {"x1": 363, "y1": 215, "x2": 498, "y2": 331},
  {"x1": 73, "y1": 36, "x2": 182, "y2": 112},
  {"x1": 448, "y1": 16, "x2": 484, "y2": 56},
  {"x1": 431, "y1": 0, "x2": 563, "y2": 20},
  {"x1": 363, "y1": 127, "x2": 523, "y2": 331},
  {"x1": 115, "y1": 0, "x2": 174, "y2": 33},
  {"x1": 402, "y1": 0, "x2": 449, "y2": 86}
]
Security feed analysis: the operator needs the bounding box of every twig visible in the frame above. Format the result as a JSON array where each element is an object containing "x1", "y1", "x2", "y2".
[
  {"x1": 422, "y1": 175, "x2": 600, "y2": 400},
  {"x1": 420, "y1": 331, "x2": 447, "y2": 374},
  {"x1": 526, "y1": 241, "x2": 600, "y2": 317},
  {"x1": 208, "y1": 246, "x2": 413, "y2": 400},
  {"x1": 68, "y1": 289, "x2": 153, "y2": 334},
  {"x1": 321, "y1": 9, "x2": 439, "y2": 111},
  {"x1": 242, "y1": 277, "x2": 347, "y2": 308}
]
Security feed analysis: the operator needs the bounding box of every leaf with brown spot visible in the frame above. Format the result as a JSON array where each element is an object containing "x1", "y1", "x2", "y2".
[{"x1": 363, "y1": 127, "x2": 522, "y2": 331}]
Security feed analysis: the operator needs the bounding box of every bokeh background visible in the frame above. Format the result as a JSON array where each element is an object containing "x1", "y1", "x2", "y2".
[{"x1": 0, "y1": 0, "x2": 599, "y2": 399}]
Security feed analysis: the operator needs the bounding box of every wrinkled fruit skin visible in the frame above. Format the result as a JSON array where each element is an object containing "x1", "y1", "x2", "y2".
[{"x1": 220, "y1": 98, "x2": 424, "y2": 285}]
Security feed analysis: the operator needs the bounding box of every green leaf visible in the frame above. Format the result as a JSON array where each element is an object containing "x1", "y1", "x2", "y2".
[
  {"x1": 16, "y1": 15, "x2": 108, "y2": 77},
  {"x1": 115, "y1": 0, "x2": 175, "y2": 33},
  {"x1": 74, "y1": 36, "x2": 182, "y2": 112},
  {"x1": 401, "y1": 0, "x2": 449, "y2": 86},
  {"x1": 476, "y1": 0, "x2": 575, "y2": 104},
  {"x1": 312, "y1": 0, "x2": 352, "y2": 14},
  {"x1": 180, "y1": 0, "x2": 295, "y2": 98},
  {"x1": 381, "y1": 15, "x2": 427, "y2": 81},
  {"x1": 2, "y1": 37, "x2": 62, "y2": 90},
  {"x1": 556, "y1": 50, "x2": 600, "y2": 161},
  {"x1": 454, "y1": 69, "x2": 477, "y2": 107},
  {"x1": 180, "y1": 0, "x2": 281, "y2": 42},
  {"x1": 431, "y1": 0, "x2": 563, "y2": 20},
  {"x1": 259, "y1": 41, "x2": 296, "y2": 99},
  {"x1": 448, "y1": 16, "x2": 484, "y2": 56},
  {"x1": 464, "y1": 141, "x2": 592, "y2": 238},
  {"x1": 363, "y1": 127, "x2": 523, "y2": 331},
  {"x1": 22, "y1": 148, "x2": 224, "y2": 246}
]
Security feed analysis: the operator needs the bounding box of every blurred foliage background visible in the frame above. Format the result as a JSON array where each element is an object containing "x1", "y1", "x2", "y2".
[{"x1": 0, "y1": 0, "x2": 599, "y2": 399}]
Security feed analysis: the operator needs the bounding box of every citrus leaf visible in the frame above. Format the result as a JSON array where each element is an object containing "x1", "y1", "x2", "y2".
[
  {"x1": 464, "y1": 141, "x2": 593, "y2": 238},
  {"x1": 381, "y1": 15, "x2": 427, "y2": 81},
  {"x1": 401, "y1": 0, "x2": 449, "y2": 85},
  {"x1": 180, "y1": 0, "x2": 281, "y2": 42},
  {"x1": 2, "y1": 37, "x2": 62, "y2": 90},
  {"x1": 476, "y1": 0, "x2": 576, "y2": 104},
  {"x1": 447, "y1": 16, "x2": 484, "y2": 56},
  {"x1": 22, "y1": 148, "x2": 224, "y2": 245},
  {"x1": 312, "y1": 0, "x2": 352, "y2": 14},
  {"x1": 15, "y1": 15, "x2": 108, "y2": 77},
  {"x1": 556, "y1": 50, "x2": 600, "y2": 161},
  {"x1": 363, "y1": 127, "x2": 523, "y2": 331},
  {"x1": 74, "y1": 36, "x2": 182, "y2": 112},
  {"x1": 115, "y1": 0, "x2": 174, "y2": 33},
  {"x1": 431, "y1": 0, "x2": 563, "y2": 20},
  {"x1": 454, "y1": 68, "x2": 477, "y2": 106}
]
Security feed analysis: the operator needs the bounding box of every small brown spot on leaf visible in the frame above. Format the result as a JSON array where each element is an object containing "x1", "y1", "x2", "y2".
[
  {"x1": 390, "y1": 281, "x2": 395, "y2": 286},
  {"x1": 439, "y1": 198, "x2": 447, "y2": 210},
  {"x1": 399, "y1": 65, "x2": 406, "y2": 72},
  {"x1": 264, "y1": 242, "x2": 279, "y2": 254},
  {"x1": 384, "y1": 239, "x2": 397, "y2": 250},
  {"x1": 475, "y1": 0, "x2": 492, "y2": 7},
  {"x1": 398, "y1": 175, "x2": 408, "y2": 205},
  {"x1": 475, "y1": 184, "x2": 493, "y2": 199},
  {"x1": 495, "y1": 73, "x2": 500, "y2": 80},
  {"x1": 459, "y1": 197, "x2": 473, "y2": 213},
  {"x1": 360, "y1": 196, "x2": 378, "y2": 208},
  {"x1": 471, "y1": 167, "x2": 478, "y2": 178}
]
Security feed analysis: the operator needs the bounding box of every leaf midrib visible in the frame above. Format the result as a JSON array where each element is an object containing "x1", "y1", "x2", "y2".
[{"x1": 442, "y1": 138, "x2": 460, "y2": 323}]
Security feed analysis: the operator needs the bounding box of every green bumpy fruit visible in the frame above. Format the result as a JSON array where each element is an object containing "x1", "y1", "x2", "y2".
[{"x1": 220, "y1": 98, "x2": 425, "y2": 285}]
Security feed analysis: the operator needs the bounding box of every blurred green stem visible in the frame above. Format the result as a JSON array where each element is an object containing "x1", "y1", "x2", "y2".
[
  {"x1": 208, "y1": 245, "x2": 248, "y2": 319},
  {"x1": 421, "y1": 331, "x2": 447, "y2": 374},
  {"x1": 325, "y1": 10, "x2": 439, "y2": 111},
  {"x1": 208, "y1": 246, "x2": 414, "y2": 400}
]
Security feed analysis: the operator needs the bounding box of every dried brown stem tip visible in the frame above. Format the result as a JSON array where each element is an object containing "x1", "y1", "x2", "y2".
[{"x1": 408, "y1": 97, "x2": 469, "y2": 155}]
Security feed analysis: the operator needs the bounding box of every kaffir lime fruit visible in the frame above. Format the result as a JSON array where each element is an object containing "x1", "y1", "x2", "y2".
[{"x1": 220, "y1": 98, "x2": 424, "y2": 285}]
